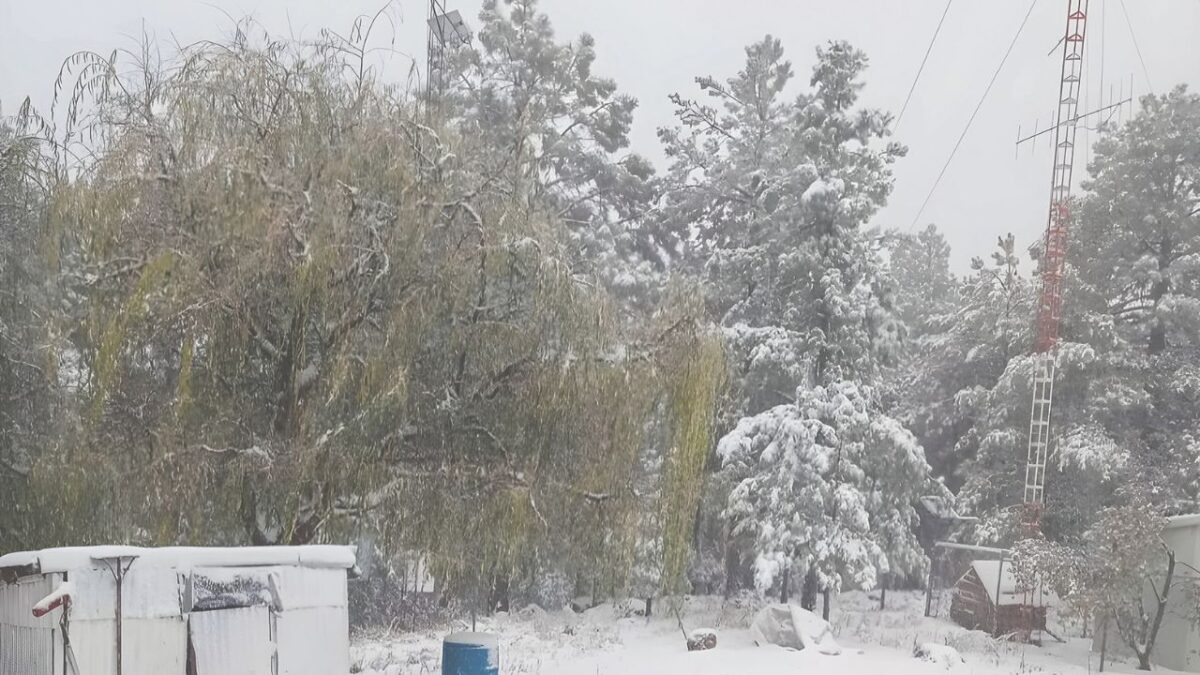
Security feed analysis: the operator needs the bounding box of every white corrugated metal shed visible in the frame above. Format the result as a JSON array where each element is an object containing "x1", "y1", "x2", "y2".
[
  {"x1": 0, "y1": 545, "x2": 356, "y2": 574},
  {"x1": 0, "y1": 546, "x2": 355, "y2": 675}
]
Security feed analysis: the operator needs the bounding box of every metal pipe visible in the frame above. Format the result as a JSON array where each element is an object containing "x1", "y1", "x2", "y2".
[
  {"x1": 994, "y1": 555, "x2": 1006, "y2": 638},
  {"x1": 933, "y1": 542, "x2": 1010, "y2": 555},
  {"x1": 116, "y1": 561, "x2": 124, "y2": 675}
]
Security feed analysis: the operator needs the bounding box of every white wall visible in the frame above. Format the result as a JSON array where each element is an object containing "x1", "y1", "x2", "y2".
[{"x1": 2, "y1": 563, "x2": 349, "y2": 675}]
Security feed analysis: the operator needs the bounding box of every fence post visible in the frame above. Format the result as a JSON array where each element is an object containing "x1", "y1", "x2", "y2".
[
  {"x1": 993, "y1": 555, "x2": 1005, "y2": 638},
  {"x1": 1099, "y1": 614, "x2": 1109, "y2": 672},
  {"x1": 924, "y1": 558, "x2": 936, "y2": 617}
]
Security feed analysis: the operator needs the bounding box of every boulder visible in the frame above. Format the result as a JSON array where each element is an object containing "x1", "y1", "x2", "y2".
[
  {"x1": 748, "y1": 604, "x2": 841, "y2": 655},
  {"x1": 914, "y1": 643, "x2": 965, "y2": 669},
  {"x1": 516, "y1": 603, "x2": 547, "y2": 622}
]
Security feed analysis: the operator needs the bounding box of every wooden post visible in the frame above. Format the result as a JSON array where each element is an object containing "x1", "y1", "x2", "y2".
[
  {"x1": 993, "y1": 556, "x2": 1005, "y2": 638},
  {"x1": 924, "y1": 559, "x2": 937, "y2": 617},
  {"x1": 1099, "y1": 614, "x2": 1110, "y2": 672},
  {"x1": 114, "y1": 558, "x2": 131, "y2": 675},
  {"x1": 116, "y1": 566, "x2": 123, "y2": 675}
]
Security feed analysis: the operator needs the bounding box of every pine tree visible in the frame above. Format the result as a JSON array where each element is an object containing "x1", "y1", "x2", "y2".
[
  {"x1": 661, "y1": 37, "x2": 935, "y2": 602},
  {"x1": 445, "y1": 0, "x2": 663, "y2": 302},
  {"x1": 897, "y1": 235, "x2": 1031, "y2": 490},
  {"x1": 885, "y1": 224, "x2": 956, "y2": 338},
  {"x1": 1068, "y1": 86, "x2": 1200, "y2": 513},
  {"x1": 718, "y1": 382, "x2": 937, "y2": 601}
]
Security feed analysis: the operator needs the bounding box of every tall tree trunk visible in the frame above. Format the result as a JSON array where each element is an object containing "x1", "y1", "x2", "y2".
[
  {"x1": 801, "y1": 568, "x2": 818, "y2": 611},
  {"x1": 822, "y1": 588, "x2": 831, "y2": 621},
  {"x1": 1099, "y1": 615, "x2": 1109, "y2": 672},
  {"x1": 1134, "y1": 548, "x2": 1176, "y2": 671},
  {"x1": 780, "y1": 565, "x2": 790, "y2": 604},
  {"x1": 490, "y1": 572, "x2": 510, "y2": 613},
  {"x1": 1148, "y1": 238, "x2": 1173, "y2": 355},
  {"x1": 723, "y1": 526, "x2": 738, "y2": 599}
]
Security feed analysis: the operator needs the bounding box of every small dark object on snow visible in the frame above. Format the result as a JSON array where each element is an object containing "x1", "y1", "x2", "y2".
[
  {"x1": 687, "y1": 629, "x2": 718, "y2": 651},
  {"x1": 569, "y1": 596, "x2": 598, "y2": 613}
]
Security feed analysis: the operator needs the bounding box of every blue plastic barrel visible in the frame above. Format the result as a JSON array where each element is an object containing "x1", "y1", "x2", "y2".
[{"x1": 442, "y1": 632, "x2": 500, "y2": 675}]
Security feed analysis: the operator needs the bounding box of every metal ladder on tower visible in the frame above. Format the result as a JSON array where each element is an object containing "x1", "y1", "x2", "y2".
[{"x1": 1020, "y1": 0, "x2": 1090, "y2": 645}]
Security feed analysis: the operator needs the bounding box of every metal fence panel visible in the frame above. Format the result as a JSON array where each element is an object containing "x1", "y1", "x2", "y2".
[{"x1": 190, "y1": 606, "x2": 273, "y2": 675}]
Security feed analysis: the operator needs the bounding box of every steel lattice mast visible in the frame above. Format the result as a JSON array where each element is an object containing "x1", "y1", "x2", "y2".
[{"x1": 1024, "y1": 0, "x2": 1090, "y2": 533}]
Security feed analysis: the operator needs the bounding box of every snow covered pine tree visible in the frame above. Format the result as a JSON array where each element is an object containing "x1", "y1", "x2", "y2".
[{"x1": 659, "y1": 37, "x2": 940, "y2": 612}]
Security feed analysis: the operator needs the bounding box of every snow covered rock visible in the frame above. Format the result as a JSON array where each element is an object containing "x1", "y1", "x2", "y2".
[
  {"x1": 914, "y1": 643, "x2": 965, "y2": 669},
  {"x1": 570, "y1": 596, "x2": 599, "y2": 613},
  {"x1": 687, "y1": 628, "x2": 718, "y2": 651},
  {"x1": 516, "y1": 603, "x2": 547, "y2": 622},
  {"x1": 748, "y1": 604, "x2": 841, "y2": 655}
]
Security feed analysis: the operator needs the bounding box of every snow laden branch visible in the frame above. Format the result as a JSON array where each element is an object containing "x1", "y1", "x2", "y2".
[{"x1": 718, "y1": 382, "x2": 939, "y2": 599}]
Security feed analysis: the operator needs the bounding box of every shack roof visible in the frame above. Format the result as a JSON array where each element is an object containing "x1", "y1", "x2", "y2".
[
  {"x1": 0, "y1": 545, "x2": 355, "y2": 575},
  {"x1": 919, "y1": 496, "x2": 977, "y2": 522},
  {"x1": 969, "y1": 559, "x2": 1057, "y2": 608},
  {"x1": 1166, "y1": 513, "x2": 1200, "y2": 530}
]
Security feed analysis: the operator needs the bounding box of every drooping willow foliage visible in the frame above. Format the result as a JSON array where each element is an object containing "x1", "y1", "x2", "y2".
[{"x1": 1, "y1": 18, "x2": 725, "y2": 603}]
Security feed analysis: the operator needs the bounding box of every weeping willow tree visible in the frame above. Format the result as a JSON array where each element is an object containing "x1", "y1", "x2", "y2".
[
  {"x1": 0, "y1": 105, "x2": 60, "y2": 552},
  {"x1": 10, "y1": 17, "x2": 724, "y2": 607}
]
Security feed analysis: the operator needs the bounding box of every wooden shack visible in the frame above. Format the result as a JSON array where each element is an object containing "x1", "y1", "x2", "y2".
[{"x1": 950, "y1": 560, "x2": 1049, "y2": 638}]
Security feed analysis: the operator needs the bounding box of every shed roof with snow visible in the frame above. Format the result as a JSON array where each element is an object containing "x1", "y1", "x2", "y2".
[
  {"x1": 968, "y1": 560, "x2": 1056, "y2": 607},
  {"x1": 1167, "y1": 513, "x2": 1200, "y2": 530},
  {"x1": 0, "y1": 544, "x2": 356, "y2": 576}
]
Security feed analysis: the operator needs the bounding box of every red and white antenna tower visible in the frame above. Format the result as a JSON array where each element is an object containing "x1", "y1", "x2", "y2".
[
  {"x1": 1017, "y1": 0, "x2": 1090, "y2": 644},
  {"x1": 1023, "y1": 0, "x2": 1090, "y2": 535}
]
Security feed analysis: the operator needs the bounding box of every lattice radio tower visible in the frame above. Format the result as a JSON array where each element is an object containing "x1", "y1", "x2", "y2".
[
  {"x1": 1015, "y1": 0, "x2": 1091, "y2": 644},
  {"x1": 1023, "y1": 0, "x2": 1090, "y2": 536},
  {"x1": 426, "y1": 0, "x2": 470, "y2": 119}
]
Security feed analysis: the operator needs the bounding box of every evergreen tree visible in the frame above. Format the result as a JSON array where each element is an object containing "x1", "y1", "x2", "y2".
[
  {"x1": 885, "y1": 224, "x2": 956, "y2": 338},
  {"x1": 446, "y1": 0, "x2": 663, "y2": 303},
  {"x1": 896, "y1": 235, "x2": 1031, "y2": 489},
  {"x1": 661, "y1": 37, "x2": 935, "y2": 603}
]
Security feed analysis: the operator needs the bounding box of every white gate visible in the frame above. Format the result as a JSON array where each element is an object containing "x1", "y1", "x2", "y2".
[
  {"x1": 0, "y1": 575, "x2": 58, "y2": 675},
  {"x1": 189, "y1": 607, "x2": 273, "y2": 675}
]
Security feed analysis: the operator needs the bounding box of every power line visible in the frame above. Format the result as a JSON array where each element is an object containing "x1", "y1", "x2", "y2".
[
  {"x1": 1117, "y1": 0, "x2": 1154, "y2": 95},
  {"x1": 908, "y1": 0, "x2": 1038, "y2": 230},
  {"x1": 893, "y1": 0, "x2": 955, "y2": 133},
  {"x1": 1100, "y1": 0, "x2": 1106, "y2": 109}
]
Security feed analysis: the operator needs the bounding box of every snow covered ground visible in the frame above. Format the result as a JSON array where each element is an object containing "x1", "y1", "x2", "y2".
[{"x1": 350, "y1": 591, "x2": 1171, "y2": 675}]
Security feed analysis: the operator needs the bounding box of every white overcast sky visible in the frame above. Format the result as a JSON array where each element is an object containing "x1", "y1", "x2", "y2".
[{"x1": 3, "y1": 0, "x2": 1198, "y2": 269}]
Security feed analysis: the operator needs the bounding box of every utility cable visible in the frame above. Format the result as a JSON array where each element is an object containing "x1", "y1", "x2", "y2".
[
  {"x1": 909, "y1": 0, "x2": 1038, "y2": 229},
  {"x1": 1118, "y1": 0, "x2": 1154, "y2": 94},
  {"x1": 893, "y1": 0, "x2": 955, "y2": 133}
]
